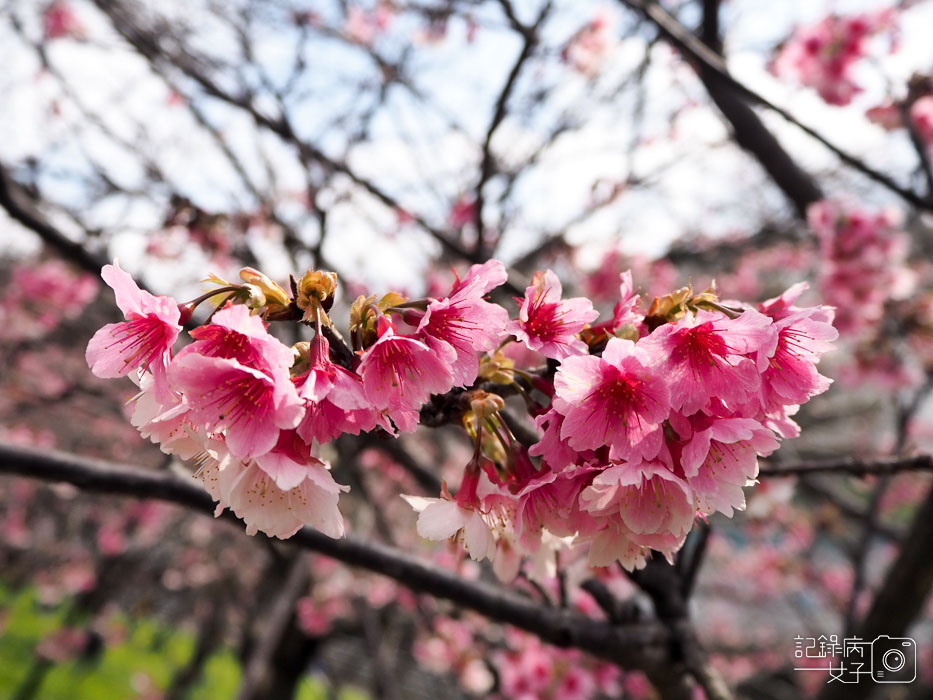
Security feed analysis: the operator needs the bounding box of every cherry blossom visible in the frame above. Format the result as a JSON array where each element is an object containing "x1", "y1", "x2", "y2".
[
  {"x1": 509, "y1": 269, "x2": 598, "y2": 360},
  {"x1": 553, "y1": 337, "x2": 669, "y2": 462},
  {"x1": 86, "y1": 261, "x2": 182, "y2": 401}
]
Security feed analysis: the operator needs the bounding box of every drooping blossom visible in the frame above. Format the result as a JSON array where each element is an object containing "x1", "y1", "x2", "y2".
[
  {"x1": 294, "y1": 333, "x2": 385, "y2": 443},
  {"x1": 757, "y1": 308, "x2": 838, "y2": 413},
  {"x1": 129, "y1": 374, "x2": 201, "y2": 460},
  {"x1": 198, "y1": 435, "x2": 346, "y2": 539},
  {"x1": 403, "y1": 467, "x2": 496, "y2": 563},
  {"x1": 170, "y1": 353, "x2": 304, "y2": 460},
  {"x1": 638, "y1": 309, "x2": 775, "y2": 416},
  {"x1": 669, "y1": 414, "x2": 779, "y2": 516},
  {"x1": 508, "y1": 269, "x2": 598, "y2": 360},
  {"x1": 359, "y1": 317, "x2": 456, "y2": 430},
  {"x1": 580, "y1": 461, "x2": 695, "y2": 539},
  {"x1": 553, "y1": 338, "x2": 669, "y2": 463},
  {"x1": 86, "y1": 261, "x2": 182, "y2": 401},
  {"x1": 417, "y1": 259, "x2": 510, "y2": 385}
]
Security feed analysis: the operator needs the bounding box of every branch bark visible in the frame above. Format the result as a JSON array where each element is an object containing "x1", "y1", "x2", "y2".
[
  {"x1": 619, "y1": 0, "x2": 933, "y2": 213},
  {"x1": 0, "y1": 442, "x2": 669, "y2": 673},
  {"x1": 759, "y1": 454, "x2": 933, "y2": 478},
  {"x1": 817, "y1": 484, "x2": 933, "y2": 700}
]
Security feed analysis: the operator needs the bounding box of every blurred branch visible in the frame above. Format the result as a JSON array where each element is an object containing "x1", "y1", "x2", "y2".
[
  {"x1": 619, "y1": 0, "x2": 933, "y2": 213},
  {"x1": 759, "y1": 454, "x2": 933, "y2": 478},
  {"x1": 164, "y1": 588, "x2": 226, "y2": 700},
  {"x1": 817, "y1": 483, "x2": 933, "y2": 700},
  {"x1": 801, "y1": 478, "x2": 905, "y2": 543},
  {"x1": 91, "y1": 0, "x2": 524, "y2": 294},
  {"x1": 0, "y1": 442, "x2": 671, "y2": 672},
  {"x1": 629, "y1": 559, "x2": 734, "y2": 700},
  {"x1": 0, "y1": 163, "x2": 107, "y2": 276},
  {"x1": 474, "y1": 2, "x2": 549, "y2": 257},
  {"x1": 236, "y1": 553, "x2": 311, "y2": 700}
]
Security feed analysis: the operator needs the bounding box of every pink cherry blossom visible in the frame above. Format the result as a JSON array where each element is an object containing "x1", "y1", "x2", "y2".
[
  {"x1": 580, "y1": 461, "x2": 695, "y2": 538},
  {"x1": 43, "y1": 1, "x2": 84, "y2": 40},
  {"x1": 417, "y1": 260, "x2": 510, "y2": 385},
  {"x1": 198, "y1": 438, "x2": 346, "y2": 539},
  {"x1": 294, "y1": 334, "x2": 384, "y2": 443},
  {"x1": 129, "y1": 374, "x2": 201, "y2": 459},
  {"x1": 638, "y1": 309, "x2": 775, "y2": 416},
  {"x1": 528, "y1": 409, "x2": 579, "y2": 471},
  {"x1": 177, "y1": 303, "x2": 295, "y2": 376},
  {"x1": 553, "y1": 337, "x2": 669, "y2": 462},
  {"x1": 562, "y1": 10, "x2": 614, "y2": 77},
  {"x1": 910, "y1": 95, "x2": 933, "y2": 146},
  {"x1": 359, "y1": 318, "x2": 455, "y2": 428},
  {"x1": 170, "y1": 353, "x2": 304, "y2": 460},
  {"x1": 770, "y1": 10, "x2": 897, "y2": 106},
  {"x1": 809, "y1": 199, "x2": 911, "y2": 337},
  {"x1": 86, "y1": 261, "x2": 182, "y2": 401},
  {"x1": 757, "y1": 308, "x2": 837, "y2": 412},
  {"x1": 508, "y1": 269, "x2": 598, "y2": 360},
  {"x1": 672, "y1": 414, "x2": 779, "y2": 516}
]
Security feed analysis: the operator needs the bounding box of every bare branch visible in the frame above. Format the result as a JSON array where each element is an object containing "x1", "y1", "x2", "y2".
[
  {"x1": 619, "y1": 0, "x2": 933, "y2": 213},
  {"x1": 817, "y1": 483, "x2": 933, "y2": 700},
  {"x1": 0, "y1": 442, "x2": 669, "y2": 671},
  {"x1": 0, "y1": 164, "x2": 107, "y2": 276},
  {"x1": 759, "y1": 454, "x2": 933, "y2": 478}
]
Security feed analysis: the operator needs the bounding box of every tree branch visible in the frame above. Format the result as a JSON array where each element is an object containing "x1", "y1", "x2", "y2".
[
  {"x1": 0, "y1": 442, "x2": 669, "y2": 671},
  {"x1": 759, "y1": 454, "x2": 933, "y2": 478},
  {"x1": 474, "y1": 3, "x2": 548, "y2": 257},
  {"x1": 0, "y1": 163, "x2": 108, "y2": 276},
  {"x1": 817, "y1": 483, "x2": 933, "y2": 700},
  {"x1": 619, "y1": 0, "x2": 933, "y2": 213}
]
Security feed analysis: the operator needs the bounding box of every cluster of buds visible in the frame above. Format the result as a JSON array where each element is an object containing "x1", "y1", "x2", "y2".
[{"x1": 86, "y1": 258, "x2": 835, "y2": 574}]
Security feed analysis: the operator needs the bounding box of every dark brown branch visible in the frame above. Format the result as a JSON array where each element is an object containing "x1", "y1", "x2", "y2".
[
  {"x1": 801, "y1": 478, "x2": 904, "y2": 543},
  {"x1": 91, "y1": 0, "x2": 525, "y2": 295},
  {"x1": 236, "y1": 553, "x2": 311, "y2": 700},
  {"x1": 759, "y1": 454, "x2": 933, "y2": 478},
  {"x1": 699, "y1": 0, "x2": 722, "y2": 53},
  {"x1": 0, "y1": 163, "x2": 107, "y2": 276},
  {"x1": 619, "y1": 0, "x2": 933, "y2": 213},
  {"x1": 817, "y1": 483, "x2": 933, "y2": 700},
  {"x1": 474, "y1": 3, "x2": 548, "y2": 257},
  {"x1": 0, "y1": 442, "x2": 669, "y2": 671}
]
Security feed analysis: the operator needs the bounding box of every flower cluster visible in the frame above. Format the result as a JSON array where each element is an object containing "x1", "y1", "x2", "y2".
[
  {"x1": 407, "y1": 275, "x2": 836, "y2": 573},
  {"x1": 0, "y1": 259, "x2": 98, "y2": 341},
  {"x1": 808, "y1": 199, "x2": 912, "y2": 339},
  {"x1": 87, "y1": 259, "x2": 835, "y2": 572},
  {"x1": 770, "y1": 10, "x2": 897, "y2": 106}
]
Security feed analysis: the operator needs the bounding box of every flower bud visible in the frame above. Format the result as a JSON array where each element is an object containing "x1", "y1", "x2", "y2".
[
  {"x1": 239, "y1": 267, "x2": 291, "y2": 314},
  {"x1": 469, "y1": 390, "x2": 505, "y2": 418},
  {"x1": 478, "y1": 351, "x2": 515, "y2": 385},
  {"x1": 296, "y1": 270, "x2": 338, "y2": 322}
]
